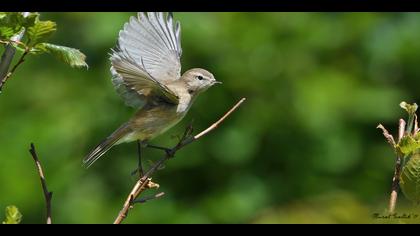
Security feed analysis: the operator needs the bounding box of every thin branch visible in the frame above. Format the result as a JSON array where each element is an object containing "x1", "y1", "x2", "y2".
[
  {"x1": 113, "y1": 97, "x2": 246, "y2": 224},
  {"x1": 0, "y1": 12, "x2": 29, "y2": 93},
  {"x1": 0, "y1": 39, "x2": 28, "y2": 49},
  {"x1": 29, "y1": 143, "x2": 53, "y2": 224},
  {"x1": 0, "y1": 47, "x2": 30, "y2": 92},
  {"x1": 377, "y1": 124, "x2": 396, "y2": 148},
  {"x1": 388, "y1": 119, "x2": 406, "y2": 214},
  {"x1": 0, "y1": 35, "x2": 24, "y2": 88}
]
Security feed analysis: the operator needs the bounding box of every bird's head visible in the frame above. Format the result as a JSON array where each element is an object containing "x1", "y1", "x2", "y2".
[{"x1": 181, "y1": 68, "x2": 221, "y2": 96}]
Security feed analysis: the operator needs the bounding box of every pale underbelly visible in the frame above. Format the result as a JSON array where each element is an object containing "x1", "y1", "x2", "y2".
[{"x1": 116, "y1": 107, "x2": 187, "y2": 144}]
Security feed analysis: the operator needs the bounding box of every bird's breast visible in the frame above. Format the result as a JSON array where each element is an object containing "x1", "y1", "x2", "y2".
[{"x1": 126, "y1": 102, "x2": 188, "y2": 142}]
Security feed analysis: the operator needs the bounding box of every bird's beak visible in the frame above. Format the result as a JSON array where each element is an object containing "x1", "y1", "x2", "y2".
[{"x1": 213, "y1": 80, "x2": 222, "y2": 85}]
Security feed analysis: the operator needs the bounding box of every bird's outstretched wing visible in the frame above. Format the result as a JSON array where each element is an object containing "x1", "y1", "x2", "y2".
[{"x1": 110, "y1": 12, "x2": 182, "y2": 107}]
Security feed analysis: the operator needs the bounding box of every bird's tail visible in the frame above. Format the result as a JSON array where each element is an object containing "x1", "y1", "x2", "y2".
[{"x1": 83, "y1": 123, "x2": 131, "y2": 168}]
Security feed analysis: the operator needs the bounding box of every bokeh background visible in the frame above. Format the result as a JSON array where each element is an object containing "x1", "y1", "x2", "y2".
[{"x1": 1, "y1": 12, "x2": 420, "y2": 223}]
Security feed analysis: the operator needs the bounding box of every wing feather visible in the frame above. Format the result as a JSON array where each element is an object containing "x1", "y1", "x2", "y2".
[
  {"x1": 110, "y1": 12, "x2": 182, "y2": 108},
  {"x1": 110, "y1": 48, "x2": 179, "y2": 105}
]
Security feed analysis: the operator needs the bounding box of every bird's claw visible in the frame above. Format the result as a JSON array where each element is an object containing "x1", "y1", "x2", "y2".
[
  {"x1": 165, "y1": 148, "x2": 175, "y2": 158},
  {"x1": 130, "y1": 168, "x2": 141, "y2": 178}
]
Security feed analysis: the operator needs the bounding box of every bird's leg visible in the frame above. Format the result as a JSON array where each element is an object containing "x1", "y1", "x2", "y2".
[
  {"x1": 145, "y1": 144, "x2": 175, "y2": 157},
  {"x1": 137, "y1": 140, "x2": 144, "y2": 178},
  {"x1": 130, "y1": 140, "x2": 144, "y2": 178},
  {"x1": 145, "y1": 124, "x2": 194, "y2": 158}
]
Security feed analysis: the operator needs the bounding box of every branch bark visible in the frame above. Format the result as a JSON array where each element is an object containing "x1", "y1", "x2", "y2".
[
  {"x1": 113, "y1": 97, "x2": 246, "y2": 224},
  {"x1": 29, "y1": 143, "x2": 53, "y2": 224},
  {"x1": 388, "y1": 119, "x2": 406, "y2": 214},
  {"x1": 0, "y1": 32, "x2": 24, "y2": 83}
]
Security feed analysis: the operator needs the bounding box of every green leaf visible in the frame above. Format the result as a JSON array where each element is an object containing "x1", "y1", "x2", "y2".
[
  {"x1": 21, "y1": 12, "x2": 39, "y2": 28},
  {"x1": 400, "y1": 101, "x2": 418, "y2": 115},
  {"x1": 27, "y1": 20, "x2": 56, "y2": 45},
  {"x1": 400, "y1": 102, "x2": 418, "y2": 134},
  {"x1": 0, "y1": 12, "x2": 39, "y2": 40},
  {"x1": 398, "y1": 136, "x2": 420, "y2": 156},
  {"x1": 0, "y1": 12, "x2": 25, "y2": 39},
  {"x1": 400, "y1": 153, "x2": 420, "y2": 204},
  {"x1": 35, "y1": 43, "x2": 88, "y2": 68},
  {"x1": 0, "y1": 12, "x2": 25, "y2": 27},
  {"x1": 0, "y1": 26, "x2": 20, "y2": 39},
  {"x1": 2, "y1": 205, "x2": 22, "y2": 224}
]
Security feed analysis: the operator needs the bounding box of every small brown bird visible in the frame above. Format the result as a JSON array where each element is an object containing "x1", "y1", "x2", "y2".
[{"x1": 83, "y1": 12, "x2": 220, "y2": 168}]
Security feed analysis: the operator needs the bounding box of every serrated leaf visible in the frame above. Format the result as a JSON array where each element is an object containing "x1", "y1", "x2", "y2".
[
  {"x1": 0, "y1": 12, "x2": 25, "y2": 40},
  {"x1": 398, "y1": 136, "x2": 420, "y2": 155},
  {"x1": 27, "y1": 20, "x2": 56, "y2": 45},
  {"x1": 36, "y1": 43, "x2": 88, "y2": 68},
  {"x1": 0, "y1": 26, "x2": 20, "y2": 39},
  {"x1": 0, "y1": 12, "x2": 25, "y2": 27},
  {"x1": 400, "y1": 153, "x2": 420, "y2": 204},
  {"x1": 2, "y1": 205, "x2": 22, "y2": 224}
]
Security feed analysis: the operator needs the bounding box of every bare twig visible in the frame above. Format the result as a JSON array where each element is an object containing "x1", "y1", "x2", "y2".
[
  {"x1": 388, "y1": 119, "x2": 406, "y2": 214},
  {"x1": 377, "y1": 124, "x2": 396, "y2": 148},
  {"x1": 29, "y1": 143, "x2": 53, "y2": 224},
  {"x1": 113, "y1": 97, "x2": 246, "y2": 224}
]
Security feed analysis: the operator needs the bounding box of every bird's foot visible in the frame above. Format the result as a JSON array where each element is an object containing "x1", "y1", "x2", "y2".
[
  {"x1": 146, "y1": 144, "x2": 176, "y2": 158},
  {"x1": 130, "y1": 168, "x2": 142, "y2": 178},
  {"x1": 165, "y1": 148, "x2": 176, "y2": 158}
]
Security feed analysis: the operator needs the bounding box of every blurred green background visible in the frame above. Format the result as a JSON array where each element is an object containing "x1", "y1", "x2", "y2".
[{"x1": 1, "y1": 12, "x2": 420, "y2": 224}]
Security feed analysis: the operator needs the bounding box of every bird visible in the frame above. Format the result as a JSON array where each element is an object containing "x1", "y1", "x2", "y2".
[{"x1": 83, "y1": 12, "x2": 220, "y2": 168}]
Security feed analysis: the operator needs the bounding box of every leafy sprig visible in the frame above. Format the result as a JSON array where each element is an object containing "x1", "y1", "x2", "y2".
[
  {"x1": 2, "y1": 205, "x2": 22, "y2": 224},
  {"x1": 0, "y1": 12, "x2": 87, "y2": 92},
  {"x1": 378, "y1": 102, "x2": 420, "y2": 210}
]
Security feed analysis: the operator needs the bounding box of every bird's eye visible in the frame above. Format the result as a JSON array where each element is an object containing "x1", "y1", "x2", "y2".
[{"x1": 197, "y1": 75, "x2": 204, "y2": 81}]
